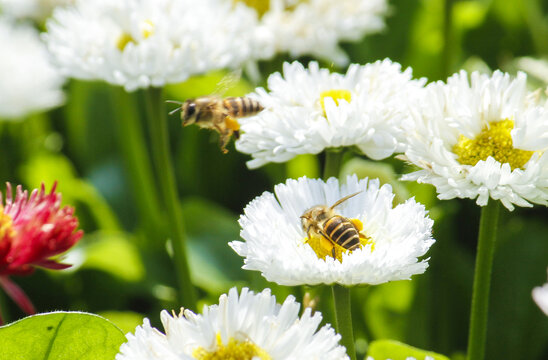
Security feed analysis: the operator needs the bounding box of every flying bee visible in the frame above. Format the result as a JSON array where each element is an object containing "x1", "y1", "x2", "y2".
[
  {"x1": 167, "y1": 72, "x2": 264, "y2": 153},
  {"x1": 300, "y1": 191, "x2": 365, "y2": 259}
]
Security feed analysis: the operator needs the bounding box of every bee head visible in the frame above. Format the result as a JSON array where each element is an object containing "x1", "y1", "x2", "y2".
[
  {"x1": 181, "y1": 100, "x2": 198, "y2": 126},
  {"x1": 300, "y1": 205, "x2": 333, "y2": 233}
]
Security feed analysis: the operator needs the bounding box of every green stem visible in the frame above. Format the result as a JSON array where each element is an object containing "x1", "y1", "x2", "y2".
[
  {"x1": 111, "y1": 88, "x2": 164, "y2": 238},
  {"x1": 0, "y1": 288, "x2": 6, "y2": 325},
  {"x1": 144, "y1": 87, "x2": 197, "y2": 310},
  {"x1": 442, "y1": 0, "x2": 454, "y2": 78},
  {"x1": 467, "y1": 200, "x2": 501, "y2": 360},
  {"x1": 323, "y1": 150, "x2": 343, "y2": 180},
  {"x1": 332, "y1": 285, "x2": 356, "y2": 360}
]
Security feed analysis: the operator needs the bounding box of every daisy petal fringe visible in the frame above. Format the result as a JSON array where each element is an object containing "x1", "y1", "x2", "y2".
[
  {"x1": 230, "y1": 175, "x2": 435, "y2": 286},
  {"x1": 44, "y1": 0, "x2": 259, "y2": 91},
  {"x1": 0, "y1": 19, "x2": 64, "y2": 119},
  {"x1": 236, "y1": 60, "x2": 425, "y2": 169},
  {"x1": 401, "y1": 70, "x2": 548, "y2": 211},
  {"x1": 116, "y1": 287, "x2": 349, "y2": 360}
]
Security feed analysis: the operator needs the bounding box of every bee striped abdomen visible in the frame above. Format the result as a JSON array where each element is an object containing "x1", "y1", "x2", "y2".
[
  {"x1": 223, "y1": 97, "x2": 264, "y2": 118},
  {"x1": 324, "y1": 216, "x2": 360, "y2": 251}
]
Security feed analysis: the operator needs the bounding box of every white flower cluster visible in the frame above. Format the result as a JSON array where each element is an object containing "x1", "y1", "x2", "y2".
[
  {"x1": 533, "y1": 268, "x2": 548, "y2": 316},
  {"x1": 401, "y1": 70, "x2": 548, "y2": 210},
  {"x1": 236, "y1": 60, "x2": 425, "y2": 169},
  {"x1": 0, "y1": 18, "x2": 65, "y2": 119},
  {"x1": 117, "y1": 287, "x2": 349, "y2": 360},
  {"x1": 231, "y1": 175, "x2": 434, "y2": 286},
  {"x1": 242, "y1": 0, "x2": 389, "y2": 65},
  {"x1": 0, "y1": 0, "x2": 73, "y2": 20},
  {"x1": 44, "y1": 0, "x2": 260, "y2": 91}
]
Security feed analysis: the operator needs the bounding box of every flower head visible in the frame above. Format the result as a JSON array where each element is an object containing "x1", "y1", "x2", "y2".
[
  {"x1": 0, "y1": 182, "x2": 82, "y2": 276},
  {"x1": 401, "y1": 70, "x2": 548, "y2": 210},
  {"x1": 236, "y1": 0, "x2": 389, "y2": 65},
  {"x1": 116, "y1": 287, "x2": 349, "y2": 360},
  {"x1": 236, "y1": 60, "x2": 425, "y2": 169},
  {"x1": 44, "y1": 0, "x2": 258, "y2": 91},
  {"x1": 0, "y1": 0, "x2": 73, "y2": 20},
  {"x1": 0, "y1": 18, "x2": 65, "y2": 120},
  {"x1": 532, "y1": 268, "x2": 548, "y2": 316},
  {"x1": 230, "y1": 175, "x2": 435, "y2": 286}
]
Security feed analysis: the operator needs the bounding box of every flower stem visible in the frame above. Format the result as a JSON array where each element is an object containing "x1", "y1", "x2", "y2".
[
  {"x1": 442, "y1": 0, "x2": 454, "y2": 78},
  {"x1": 323, "y1": 150, "x2": 343, "y2": 180},
  {"x1": 332, "y1": 284, "x2": 356, "y2": 360},
  {"x1": 111, "y1": 87, "x2": 164, "y2": 238},
  {"x1": 144, "y1": 87, "x2": 196, "y2": 310},
  {"x1": 0, "y1": 288, "x2": 6, "y2": 325},
  {"x1": 467, "y1": 200, "x2": 501, "y2": 360}
]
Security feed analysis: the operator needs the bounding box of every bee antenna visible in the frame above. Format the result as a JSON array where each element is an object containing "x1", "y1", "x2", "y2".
[
  {"x1": 166, "y1": 100, "x2": 183, "y2": 116},
  {"x1": 329, "y1": 191, "x2": 362, "y2": 210},
  {"x1": 168, "y1": 107, "x2": 182, "y2": 116}
]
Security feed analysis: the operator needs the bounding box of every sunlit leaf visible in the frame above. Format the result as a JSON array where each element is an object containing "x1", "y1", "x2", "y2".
[
  {"x1": 340, "y1": 158, "x2": 409, "y2": 204},
  {"x1": 0, "y1": 312, "x2": 126, "y2": 360},
  {"x1": 181, "y1": 197, "x2": 247, "y2": 294},
  {"x1": 82, "y1": 232, "x2": 145, "y2": 282},
  {"x1": 19, "y1": 153, "x2": 120, "y2": 231},
  {"x1": 98, "y1": 311, "x2": 144, "y2": 334},
  {"x1": 165, "y1": 70, "x2": 254, "y2": 101},
  {"x1": 367, "y1": 339, "x2": 449, "y2": 360},
  {"x1": 286, "y1": 154, "x2": 320, "y2": 179},
  {"x1": 364, "y1": 281, "x2": 415, "y2": 341}
]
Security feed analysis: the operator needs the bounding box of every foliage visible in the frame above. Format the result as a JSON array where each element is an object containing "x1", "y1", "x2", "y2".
[{"x1": 0, "y1": 0, "x2": 547, "y2": 359}]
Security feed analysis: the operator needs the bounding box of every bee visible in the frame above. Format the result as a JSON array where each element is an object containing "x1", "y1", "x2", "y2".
[
  {"x1": 167, "y1": 72, "x2": 264, "y2": 153},
  {"x1": 300, "y1": 191, "x2": 365, "y2": 259}
]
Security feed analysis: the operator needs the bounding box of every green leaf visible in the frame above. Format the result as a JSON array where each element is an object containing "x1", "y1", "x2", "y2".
[
  {"x1": 165, "y1": 70, "x2": 254, "y2": 101},
  {"x1": 19, "y1": 153, "x2": 120, "y2": 231},
  {"x1": 363, "y1": 281, "x2": 415, "y2": 341},
  {"x1": 367, "y1": 339, "x2": 449, "y2": 360},
  {"x1": 340, "y1": 158, "x2": 409, "y2": 204},
  {"x1": 181, "y1": 197, "x2": 247, "y2": 294},
  {"x1": 82, "y1": 232, "x2": 145, "y2": 282},
  {"x1": 286, "y1": 154, "x2": 320, "y2": 179},
  {"x1": 98, "y1": 311, "x2": 144, "y2": 334},
  {"x1": 0, "y1": 312, "x2": 126, "y2": 360}
]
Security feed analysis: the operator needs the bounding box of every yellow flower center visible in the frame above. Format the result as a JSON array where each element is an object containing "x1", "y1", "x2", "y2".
[
  {"x1": 0, "y1": 207, "x2": 15, "y2": 242},
  {"x1": 193, "y1": 333, "x2": 271, "y2": 360},
  {"x1": 304, "y1": 218, "x2": 374, "y2": 263},
  {"x1": 234, "y1": 0, "x2": 270, "y2": 17},
  {"x1": 452, "y1": 119, "x2": 534, "y2": 170},
  {"x1": 234, "y1": 0, "x2": 307, "y2": 18},
  {"x1": 116, "y1": 20, "x2": 155, "y2": 51},
  {"x1": 319, "y1": 89, "x2": 352, "y2": 115}
]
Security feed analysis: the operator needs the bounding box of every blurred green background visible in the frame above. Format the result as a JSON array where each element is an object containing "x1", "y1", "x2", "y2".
[{"x1": 0, "y1": 0, "x2": 547, "y2": 359}]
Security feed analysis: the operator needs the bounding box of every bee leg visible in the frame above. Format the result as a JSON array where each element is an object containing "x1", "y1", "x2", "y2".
[
  {"x1": 331, "y1": 247, "x2": 336, "y2": 259},
  {"x1": 218, "y1": 135, "x2": 229, "y2": 154},
  {"x1": 233, "y1": 130, "x2": 240, "y2": 140},
  {"x1": 225, "y1": 116, "x2": 240, "y2": 132}
]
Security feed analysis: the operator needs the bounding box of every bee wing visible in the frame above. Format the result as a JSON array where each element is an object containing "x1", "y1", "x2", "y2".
[{"x1": 211, "y1": 69, "x2": 242, "y2": 97}]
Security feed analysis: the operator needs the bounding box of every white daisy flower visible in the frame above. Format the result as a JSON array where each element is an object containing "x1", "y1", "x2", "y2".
[
  {"x1": 0, "y1": 18, "x2": 65, "y2": 120},
  {"x1": 236, "y1": 59, "x2": 425, "y2": 169},
  {"x1": 532, "y1": 268, "x2": 548, "y2": 316},
  {"x1": 401, "y1": 70, "x2": 548, "y2": 210},
  {"x1": 366, "y1": 357, "x2": 434, "y2": 360},
  {"x1": 236, "y1": 0, "x2": 389, "y2": 65},
  {"x1": 44, "y1": 0, "x2": 259, "y2": 91},
  {"x1": 0, "y1": 0, "x2": 73, "y2": 20},
  {"x1": 229, "y1": 175, "x2": 435, "y2": 286},
  {"x1": 116, "y1": 287, "x2": 349, "y2": 360}
]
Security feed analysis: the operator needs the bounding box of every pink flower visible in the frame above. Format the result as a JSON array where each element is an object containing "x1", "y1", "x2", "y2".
[{"x1": 0, "y1": 182, "x2": 83, "y2": 322}]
